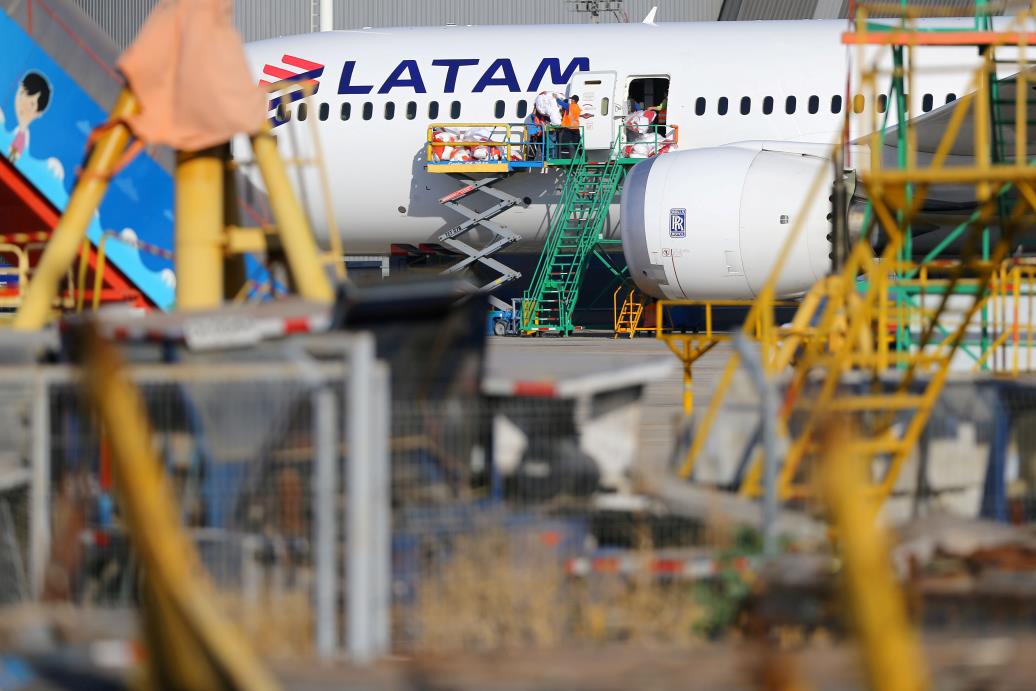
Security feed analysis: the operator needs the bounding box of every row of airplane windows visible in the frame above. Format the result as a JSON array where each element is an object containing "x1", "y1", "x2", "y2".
[
  {"x1": 701, "y1": 92, "x2": 957, "y2": 117},
  {"x1": 275, "y1": 91, "x2": 958, "y2": 124}
]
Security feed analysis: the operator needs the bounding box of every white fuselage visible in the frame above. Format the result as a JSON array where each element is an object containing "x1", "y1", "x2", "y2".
[{"x1": 244, "y1": 18, "x2": 999, "y2": 254}]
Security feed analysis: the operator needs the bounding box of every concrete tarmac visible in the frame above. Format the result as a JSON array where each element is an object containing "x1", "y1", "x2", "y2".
[{"x1": 487, "y1": 333, "x2": 733, "y2": 473}]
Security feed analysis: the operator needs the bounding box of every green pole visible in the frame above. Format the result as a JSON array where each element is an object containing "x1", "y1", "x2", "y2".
[{"x1": 892, "y1": 45, "x2": 912, "y2": 365}]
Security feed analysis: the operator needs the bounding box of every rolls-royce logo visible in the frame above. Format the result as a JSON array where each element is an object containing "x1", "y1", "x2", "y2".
[{"x1": 669, "y1": 208, "x2": 687, "y2": 238}]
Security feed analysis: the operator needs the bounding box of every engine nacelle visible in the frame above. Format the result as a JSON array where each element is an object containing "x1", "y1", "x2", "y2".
[{"x1": 620, "y1": 146, "x2": 836, "y2": 300}]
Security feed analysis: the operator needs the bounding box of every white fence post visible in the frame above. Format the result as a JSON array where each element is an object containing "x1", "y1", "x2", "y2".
[
  {"x1": 346, "y1": 333, "x2": 390, "y2": 663},
  {"x1": 29, "y1": 373, "x2": 50, "y2": 599},
  {"x1": 371, "y1": 360, "x2": 391, "y2": 653},
  {"x1": 313, "y1": 385, "x2": 339, "y2": 658}
]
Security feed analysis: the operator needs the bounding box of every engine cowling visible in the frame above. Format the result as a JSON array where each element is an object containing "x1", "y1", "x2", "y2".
[{"x1": 620, "y1": 146, "x2": 836, "y2": 300}]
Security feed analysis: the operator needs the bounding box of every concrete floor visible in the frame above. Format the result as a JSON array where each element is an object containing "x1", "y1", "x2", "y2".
[{"x1": 487, "y1": 333, "x2": 733, "y2": 471}]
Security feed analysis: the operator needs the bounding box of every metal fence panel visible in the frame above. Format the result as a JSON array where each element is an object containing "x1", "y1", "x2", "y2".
[
  {"x1": 0, "y1": 375, "x2": 32, "y2": 606},
  {"x1": 389, "y1": 395, "x2": 708, "y2": 651},
  {"x1": 7, "y1": 358, "x2": 377, "y2": 659}
]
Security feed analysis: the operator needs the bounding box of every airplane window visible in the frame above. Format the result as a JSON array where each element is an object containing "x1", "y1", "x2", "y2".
[
  {"x1": 319, "y1": 103, "x2": 329, "y2": 121},
  {"x1": 718, "y1": 96, "x2": 728, "y2": 115},
  {"x1": 808, "y1": 95, "x2": 819, "y2": 114},
  {"x1": 495, "y1": 100, "x2": 505, "y2": 119},
  {"x1": 450, "y1": 100, "x2": 461, "y2": 119},
  {"x1": 785, "y1": 96, "x2": 796, "y2": 114},
  {"x1": 362, "y1": 102, "x2": 373, "y2": 120},
  {"x1": 853, "y1": 94, "x2": 865, "y2": 114},
  {"x1": 516, "y1": 100, "x2": 528, "y2": 118},
  {"x1": 429, "y1": 101, "x2": 440, "y2": 119},
  {"x1": 922, "y1": 93, "x2": 934, "y2": 112},
  {"x1": 740, "y1": 96, "x2": 751, "y2": 115},
  {"x1": 831, "y1": 95, "x2": 842, "y2": 114},
  {"x1": 277, "y1": 104, "x2": 291, "y2": 122},
  {"x1": 297, "y1": 103, "x2": 309, "y2": 121},
  {"x1": 946, "y1": 93, "x2": 957, "y2": 103},
  {"x1": 340, "y1": 102, "x2": 351, "y2": 121},
  {"x1": 406, "y1": 101, "x2": 417, "y2": 120},
  {"x1": 695, "y1": 97, "x2": 706, "y2": 116},
  {"x1": 385, "y1": 102, "x2": 395, "y2": 120},
  {"x1": 763, "y1": 96, "x2": 773, "y2": 115},
  {"x1": 602, "y1": 97, "x2": 610, "y2": 115},
  {"x1": 877, "y1": 94, "x2": 888, "y2": 113}
]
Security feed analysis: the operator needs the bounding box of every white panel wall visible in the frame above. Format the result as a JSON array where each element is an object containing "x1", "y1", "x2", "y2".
[{"x1": 68, "y1": 0, "x2": 1008, "y2": 49}]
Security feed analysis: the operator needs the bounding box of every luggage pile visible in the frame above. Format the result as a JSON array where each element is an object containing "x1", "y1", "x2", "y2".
[
  {"x1": 621, "y1": 110, "x2": 678, "y2": 158},
  {"x1": 429, "y1": 126, "x2": 524, "y2": 163}
]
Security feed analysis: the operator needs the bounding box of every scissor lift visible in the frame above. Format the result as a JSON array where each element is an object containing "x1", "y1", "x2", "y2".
[{"x1": 435, "y1": 175, "x2": 524, "y2": 291}]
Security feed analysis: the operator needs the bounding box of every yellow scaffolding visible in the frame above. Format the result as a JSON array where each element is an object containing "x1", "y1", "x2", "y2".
[{"x1": 671, "y1": 4, "x2": 1036, "y2": 511}]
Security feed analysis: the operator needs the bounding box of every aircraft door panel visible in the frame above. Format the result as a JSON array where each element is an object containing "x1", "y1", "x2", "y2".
[{"x1": 567, "y1": 71, "x2": 617, "y2": 150}]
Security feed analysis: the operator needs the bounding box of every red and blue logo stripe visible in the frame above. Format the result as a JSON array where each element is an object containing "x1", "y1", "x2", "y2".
[{"x1": 260, "y1": 54, "x2": 325, "y2": 126}]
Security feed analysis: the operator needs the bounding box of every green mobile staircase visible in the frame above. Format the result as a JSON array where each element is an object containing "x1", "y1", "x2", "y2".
[{"x1": 520, "y1": 139, "x2": 626, "y2": 334}]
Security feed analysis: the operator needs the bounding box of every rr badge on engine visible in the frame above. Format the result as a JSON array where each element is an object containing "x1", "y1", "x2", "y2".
[{"x1": 669, "y1": 208, "x2": 687, "y2": 238}]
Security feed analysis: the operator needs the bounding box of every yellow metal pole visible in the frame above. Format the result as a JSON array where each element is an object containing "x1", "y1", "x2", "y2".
[
  {"x1": 819, "y1": 419, "x2": 928, "y2": 691},
  {"x1": 75, "y1": 239, "x2": 91, "y2": 313},
  {"x1": 13, "y1": 90, "x2": 139, "y2": 330},
  {"x1": 79, "y1": 325, "x2": 280, "y2": 691},
  {"x1": 175, "y1": 146, "x2": 226, "y2": 311},
  {"x1": 250, "y1": 128, "x2": 334, "y2": 303},
  {"x1": 682, "y1": 340, "x2": 693, "y2": 416},
  {"x1": 298, "y1": 87, "x2": 347, "y2": 281},
  {"x1": 91, "y1": 235, "x2": 109, "y2": 313}
]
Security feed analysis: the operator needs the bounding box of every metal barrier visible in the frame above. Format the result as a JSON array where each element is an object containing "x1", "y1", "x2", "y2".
[
  {"x1": 0, "y1": 336, "x2": 391, "y2": 662},
  {"x1": 616, "y1": 124, "x2": 679, "y2": 161},
  {"x1": 0, "y1": 243, "x2": 29, "y2": 312}
]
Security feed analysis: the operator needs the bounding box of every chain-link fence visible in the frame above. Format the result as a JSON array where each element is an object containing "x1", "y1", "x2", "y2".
[
  {"x1": 38, "y1": 363, "x2": 343, "y2": 657},
  {"x1": 389, "y1": 392, "x2": 716, "y2": 652},
  {"x1": 14, "y1": 328, "x2": 1036, "y2": 660},
  {"x1": 0, "y1": 372, "x2": 34, "y2": 607},
  {"x1": 0, "y1": 331, "x2": 393, "y2": 662}
]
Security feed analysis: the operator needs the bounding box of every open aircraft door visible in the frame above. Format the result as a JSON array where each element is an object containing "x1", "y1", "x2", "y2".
[{"x1": 566, "y1": 71, "x2": 617, "y2": 151}]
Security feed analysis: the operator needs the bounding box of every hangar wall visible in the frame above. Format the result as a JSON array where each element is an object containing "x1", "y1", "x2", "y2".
[{"x1": 70, "y1": 0, "x2": 1013, "y2": 49}]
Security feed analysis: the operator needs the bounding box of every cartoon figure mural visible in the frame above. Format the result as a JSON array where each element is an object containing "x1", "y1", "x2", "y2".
[
  {"x1": 0, "y1": 13, "x2": 178, "y2": 310},
  {"x1": 0, "y1": 12, "x2": 275, "y2": 311},
  {"x1": 5, "y1": 71, "x2": 47, "y2": 163},
  {"x1": 0, "y1": 70, "x2": 65, "y2": 183}
]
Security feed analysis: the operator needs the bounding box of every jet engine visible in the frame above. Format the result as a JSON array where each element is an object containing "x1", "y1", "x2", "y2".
[{"x1": 620, "y1": 146, "x2": 839, "y2": 300}]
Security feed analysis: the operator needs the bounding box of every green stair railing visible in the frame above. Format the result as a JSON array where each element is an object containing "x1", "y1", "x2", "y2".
[{"x1": 521, "y1": 137, "x2": 626, "y2": 334}]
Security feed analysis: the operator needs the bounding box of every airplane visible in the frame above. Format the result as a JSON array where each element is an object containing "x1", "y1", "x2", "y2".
[{"x1": 241, "y1": 13, "x2": 1032, "y2": 302}]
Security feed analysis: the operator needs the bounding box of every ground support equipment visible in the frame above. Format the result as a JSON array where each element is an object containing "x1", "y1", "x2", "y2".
[
  {"x1": 436, "y1": 174, "x2": 523, "y2": 292},
  {"x1": 521, "y1": 139, "x2": 626, "y2": 335}
]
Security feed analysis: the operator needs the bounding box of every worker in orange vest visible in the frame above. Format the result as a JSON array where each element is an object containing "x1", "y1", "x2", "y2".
[
  {"x1": 562, "y1": 95, "x2": 582, "y2": 129},
  {"x1": 559, "y1": 95, "x2": 582, "y2": 156}
]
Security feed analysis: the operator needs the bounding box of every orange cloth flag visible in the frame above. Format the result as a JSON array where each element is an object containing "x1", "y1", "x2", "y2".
[{"x1": 118, "y1": 0, "x2": 266, "y2": 151}]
